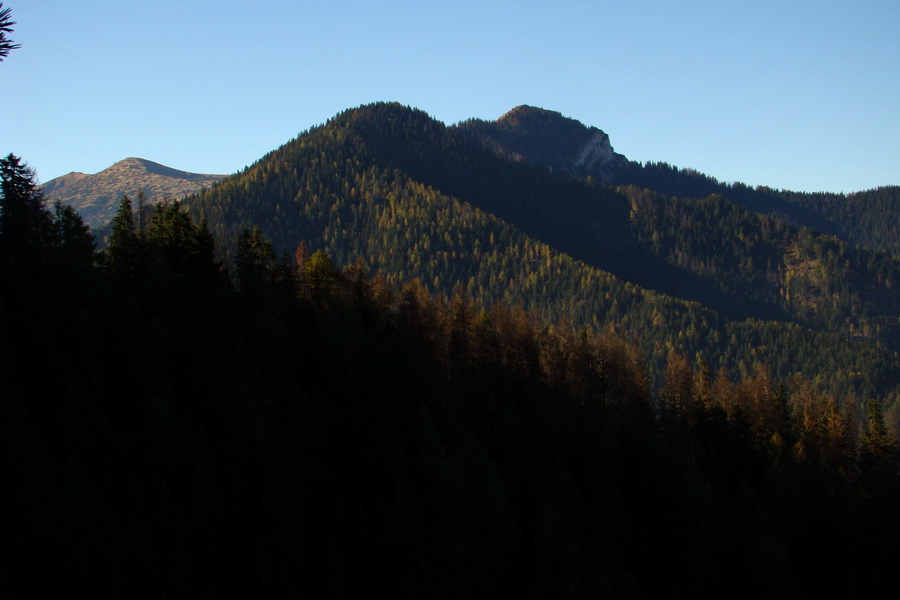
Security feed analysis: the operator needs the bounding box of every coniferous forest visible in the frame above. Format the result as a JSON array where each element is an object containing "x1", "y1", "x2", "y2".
[
  {"x1": 185, "y1": 104, "x2": 900, "y2": 420},
  {"x1": 3, "y1": 131, "x2": 900, "y2": 598}
]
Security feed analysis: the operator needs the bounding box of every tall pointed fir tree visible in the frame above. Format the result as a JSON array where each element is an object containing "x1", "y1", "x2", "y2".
[
  {"x1": 0, "y1": 154, "x2": 52, "y2": 291},
  {"x1": 860, "y1": 399, "x2": 898, "y2": 493},
  {"x1": 46, "y1": 200, "x2": 96, "y2": 285},
  {"x1": 303, "y1": 248, "x2": 340, "y2": 306},
  {"x1": 106, "y1": 194, "x2": 140, "y2": 280},
  {"x1": 236, "y1": 225, "x2": 276, "y2": 308}
]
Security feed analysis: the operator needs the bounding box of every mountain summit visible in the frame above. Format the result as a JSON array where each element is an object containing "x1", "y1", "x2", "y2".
[
  {"x1": 42, "y1": 157, "x2": 227, "y2": 227},
  {"x1": 458, "y1": 105, "x2": 628, "y2": 181}
]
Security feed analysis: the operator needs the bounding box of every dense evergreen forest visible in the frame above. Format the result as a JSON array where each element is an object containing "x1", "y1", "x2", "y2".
[
  {"x1": 2, "y1": 151, "x2": 899, "y2": 597},
  {"x1": 183, "y1": 103, "x2": 900, "y2": 428},
  {"x1": 617, "y1": 166, "x2": 900, "y2": 257}
]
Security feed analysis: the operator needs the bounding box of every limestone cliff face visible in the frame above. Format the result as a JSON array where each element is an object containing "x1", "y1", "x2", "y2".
[
  {"x1": 573, "y1": 130, "x2": 620, "y2": 181},
  {"x1": 42, "y1": 158, "x2": 227, "y2": 227}
]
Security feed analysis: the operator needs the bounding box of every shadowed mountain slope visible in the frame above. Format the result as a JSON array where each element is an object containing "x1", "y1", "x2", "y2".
[{"x1": 459, "y1": 107, "x2": 900, "y2": 255}]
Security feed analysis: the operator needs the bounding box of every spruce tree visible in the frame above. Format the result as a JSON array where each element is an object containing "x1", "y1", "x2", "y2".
[
  {"x1": 235, "y1": 226, "x2": 276, "y2": 304},
  {"x1": 106, "y1": 194, "x2": 139, "y2": 279},
  {"x1": 861, "y1": 399, "x2": 898, "y2": 481},
  {"x1": 303, "y1": 249, "x2": 339, "y2": 305},
  {"x1": 47, "y1": 200, "x2": 96, "y2": 282},
  {"x1": 0, "y1": 3, "x2": 21, "y2": 62},
  {"x1": 0, "y1": 153, "x2": 52, "y2": 290}
]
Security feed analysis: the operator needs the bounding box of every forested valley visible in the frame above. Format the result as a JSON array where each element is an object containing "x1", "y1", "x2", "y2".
[{"x1": 2, "y1": 141, "x2": 900, "y2": 597}]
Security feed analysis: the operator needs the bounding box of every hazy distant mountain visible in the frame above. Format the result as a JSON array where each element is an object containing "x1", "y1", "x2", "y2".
[{"x1": 42, "y1": 157, "x2": 227, "y2": 227}]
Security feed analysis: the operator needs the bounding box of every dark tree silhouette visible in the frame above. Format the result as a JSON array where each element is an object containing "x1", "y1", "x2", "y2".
[
  {"x1": 0, "y1": 3, "x2": 21, "y2": 61},
  {"x1": 0, "y1": 153, "x2": 52, "y2": 288}
]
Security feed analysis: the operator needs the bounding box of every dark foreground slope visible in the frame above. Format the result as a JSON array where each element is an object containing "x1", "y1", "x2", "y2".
[
  {"x1": 2, "y1": 185, "x2": 898, "y2": 597},
  {"x1": 185, "y1": 103, "x2": 900, "y2": 403}
]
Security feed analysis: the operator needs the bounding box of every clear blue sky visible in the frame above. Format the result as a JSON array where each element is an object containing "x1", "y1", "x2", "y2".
[{"x1": 4, "y1": 0, "x2": 898, "y2": 193}]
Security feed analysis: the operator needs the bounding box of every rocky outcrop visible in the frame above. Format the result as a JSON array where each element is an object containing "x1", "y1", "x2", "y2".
[{"x1": 458, "y1": 106, "x2": 627, "y2": 183}]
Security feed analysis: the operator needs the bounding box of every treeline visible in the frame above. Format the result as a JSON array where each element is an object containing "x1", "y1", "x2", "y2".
[{"x1": 2, "y1": 153, "x2": 899, "y2": 597}]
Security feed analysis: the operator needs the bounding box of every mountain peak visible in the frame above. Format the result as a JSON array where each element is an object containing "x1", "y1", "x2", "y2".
[
  {"x1": 40, "y1": 171, "x2": 88, "y2": 196},
  {"x1": 109, "y1": 157, "x2": 210, "y2": 181},
  {"x1": 459, "y1": 106, "x2": 626, "y2": 181},
  {"x1": 42, "y1": 158, "x2": 227, "y2": 227},
  {"x1": 497, "y1": 105, "x2": 575, "y2": 130}
]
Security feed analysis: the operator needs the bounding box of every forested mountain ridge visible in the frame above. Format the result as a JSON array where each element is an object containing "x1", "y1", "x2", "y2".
[
  {"x1": 182, "y1": 102, "x2": 900, "y2": 409},
  {"x1": 459, "y1": 107, "x2": 900, "y2": 254},
  {"x1": 780, "y1": 185, "x2": 900, "y2": 254},
  {"x1": 42, "y1": 157, "x2": 226, "y2": 227}
]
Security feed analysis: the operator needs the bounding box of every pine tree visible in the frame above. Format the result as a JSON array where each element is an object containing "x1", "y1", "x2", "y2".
[
  {"x1": 861, "y1": 399, "x2": 898, "y2": 481},
  {"x1": 819, "y1": 395, "x2": 855, "y2": 474},
  {"x1": 0, "y1": 154, "x2": 52, "y2": 290},
  {"x1": 303, "y1": 249, "x2": 340, "y2": 306},
  {"x1": 189, "y1": 217, "x2": 220, "y2": 284},
  {"x1": 106, "y1": 195, "x2": 139, "y2": 278},
  {"x1": 144, "y1": 200, "x2": 209, "y2": 281},
  {"x1": 342, "y1": 256, "x2": 375, "y2": 315},
  {"x1": 236, "y1": 226, "x2": 276, "y2": 299},
  {"x1": 47, "y1": 200, "x2": 96, "y2": 282},
  {"x1": 663, "y1": 350, "x2": 694, "y2": 420},
  {"x1": 711, "y1": 364, "x2": 737, "y2": 418},
  {"x1": 0, "y1": 3, "x2": 21, "y2": 62}
]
